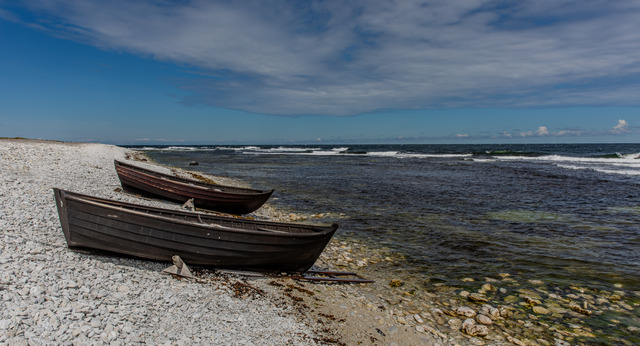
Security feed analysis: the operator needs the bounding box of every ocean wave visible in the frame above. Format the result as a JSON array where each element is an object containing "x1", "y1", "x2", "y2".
[
  {"x1": 237, "y1": 147, "x2": 473, "y2": 159},
  {"x1": 481, "y1": 150, "x2": 542, "y2": 157},
  {"x1": 216, "y1": 146, "x2": 261, "y2": 151},
  {"x1": 367, "y1": 151, "x2": 400, "y2": 157},
  {"x1": 367, "y1": 152, "x2": 472, "y2": 159},
  {"x1": 137, "y1": 146, "x2": 204, "y2": 151},
  {"x1": 557, "y1": 164, "x2": 640, "y2": 176},
  {"x1": 484, "y1": 150, "x2": 640, "y2": 161},
  {"x1": 498, "y1": 154, "x2": 640, "y2": 164},
  {"x1": 240, "y1": 148, "x2": 340, "y2": 156},
  {"x1": 137, "y1": 145, "x2": 638, "y2": 168}
]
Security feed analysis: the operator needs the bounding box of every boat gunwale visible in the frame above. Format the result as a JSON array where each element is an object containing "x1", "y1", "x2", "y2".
[
  {"x1": 56, "y1": 189, "x2": 338, "y2": 238},
  {"x1": 115, "y1": 160, "x2": 273, "y2": 196}
]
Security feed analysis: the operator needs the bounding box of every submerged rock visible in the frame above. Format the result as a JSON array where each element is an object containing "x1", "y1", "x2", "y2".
[
  {"x1": 456, "y1": 306, "x2": 477, "y2": 318},
  {"x1": 448, "y1": 318, "x2": 462, "y2": 329},
  {"x1": 568, "y1": 303, "x2": 593, "y2": 315},
  {"x1": 532, "y1": 306, "x2": 549, "y2": 315},
  {"x1": 479, "y1": 284, "x2": 496, "y2": 293},
  {"x1": 462, "y1": 318, "x2": 489, "y2": 337},
  {"x1": 480, "y1": 305, "x2": 500, "y2": 320},
  {"x1": 507, "y1": 335, "x2": 527, "y2": 346},
  {"x1": 524, "y1": 296, "x2": 542, "y2": 306},
  {"x1": 476, "y1": 314, "x2": 493, "y2": 325},
  {"x1": 467, "y1": 293, "x2": 488, "y2": 303}
]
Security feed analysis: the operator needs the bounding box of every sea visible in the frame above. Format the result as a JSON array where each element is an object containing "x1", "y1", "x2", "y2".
[{"x1": 131, "y1": 143, "x2": 640, "y2": 343}]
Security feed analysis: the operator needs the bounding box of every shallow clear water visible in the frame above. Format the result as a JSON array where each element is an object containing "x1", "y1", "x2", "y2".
[{"x1": 135, "y1": 143, "x2": 640, "y2": 342}]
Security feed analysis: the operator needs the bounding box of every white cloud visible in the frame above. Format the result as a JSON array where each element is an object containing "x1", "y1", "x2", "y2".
[
  {"x1": 535, "y1": 126, "x2": 549, "y2": 136},
  {"x1": 518, "y1": 126, "x2": 549, "y2": 137},
  {"x1": 506, "y1": 125, "x2": 585, "y2": 138},
  {"x1": 520, "y1": 130, "x2": 534, "y2": 137},
  {"x1": 456, "y1": 133, "x2": 469, "y2": 138},
  {"x1": 611, "y1": 119, "x2": 629, "y2": 133},
  {"x1": 9, "y1": 1, "x2": 640, "y2": 116},
  {"x1": 556, "y1": 130, "x2": 584, "y2": 136}
]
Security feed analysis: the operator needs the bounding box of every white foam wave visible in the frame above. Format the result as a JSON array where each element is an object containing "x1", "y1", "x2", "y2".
[
  {"x1": 556, "y1": 164, "x2": 589, "y2": 171},
  {"x1": 234, "y1": 147, "x2": 476, "y2": 159},
  {"x1": 366, "y1": 152, "x2": 471, "y2": 159},
  {"x1": 496, "y1": 154, "x2": 640, "y2": 176},
  {"x1": 494, "y1": 153, "x2": 640, "y2": 177},
  {"x1": 406, "y1": 153, "x2": 472, "y2": 159},
  {"x1": 239, "y1": 148, "x2": 341, "y2": 156},
  {"x1": 216, "y1": 146, "x2": 261, "y2": 151},
  {"x1": 368, "y1": 151, "x2": 399, "y2": 157},
  {"x1": 469, "y1": 158, "x2": 497, "y2": 163},
  {"x1": 498, "y1": 154, "x2": 640, "y2": 164},
  {"x1": 558, "y1": 164, "x2": 640, "y2": 176},
  {"x1": 226, "y1": 147, "x2": 443, "y2": 158},
  {"x1": 267, "y1": 147, "x2": 321, "y2": 152},
  {"x1": 138, "y1": 146, "x2": 202, "y2": 151}
]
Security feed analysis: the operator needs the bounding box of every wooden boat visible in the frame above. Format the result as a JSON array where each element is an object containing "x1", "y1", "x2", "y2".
[
  {"x1": 114, "y1": 160, "x2": 273, "y2": 215},
  {"x1": 53, "y1": 188, "x2": 337, "y2": 273}
]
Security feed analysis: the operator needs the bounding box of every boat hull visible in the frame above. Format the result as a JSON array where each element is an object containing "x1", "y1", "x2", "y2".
[
  {"x1": 53, "y1": 189, "x2": 336, "y2": 273},
  {"x1": 114, "y1": 160, "x2": 273, "y2": 214}
]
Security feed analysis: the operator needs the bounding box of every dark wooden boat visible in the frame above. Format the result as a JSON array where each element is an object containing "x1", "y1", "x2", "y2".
[
  {"x1": 114, "y1": 160, "x2": 273, "y2": 215},
  {"x1": 53, "y1": 188, "x2": 337, "y2": 272}
]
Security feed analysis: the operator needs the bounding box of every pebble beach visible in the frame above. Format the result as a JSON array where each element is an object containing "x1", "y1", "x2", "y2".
[{"x1": 0, "y1": 139, "x2": 328, "y2": 344}]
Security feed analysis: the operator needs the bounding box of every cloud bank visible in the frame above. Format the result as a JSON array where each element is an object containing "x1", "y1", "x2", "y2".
[
  {"x1": 6, "y1": 0, "x2": 640, "y2": 116},
  {"x1": 497, "y1": 120, "x2": 634, "y2": 141}
]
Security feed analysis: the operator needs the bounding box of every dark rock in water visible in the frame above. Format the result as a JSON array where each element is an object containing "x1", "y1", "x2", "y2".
[{"x1": 189, "y1": 161, "x2": 199, "y2": 166}]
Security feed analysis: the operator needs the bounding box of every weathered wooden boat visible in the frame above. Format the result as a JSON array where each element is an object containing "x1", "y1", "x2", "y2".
[
  {"x1": 114, "y1": 160, "x2": 273, "y2": 215},
  {"x1": 53, "y1": 188, "x2": 337, "y2": 273}
]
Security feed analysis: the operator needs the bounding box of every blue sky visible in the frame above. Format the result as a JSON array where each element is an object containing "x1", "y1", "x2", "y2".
[{"x1": 1, "y1": 0, "x2": 640, "y2": 145}]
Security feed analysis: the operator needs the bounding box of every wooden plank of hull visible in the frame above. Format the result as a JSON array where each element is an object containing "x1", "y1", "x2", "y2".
[
  {"x1": 53, "y1": 189, "x2": 337, "y2": 273},
  {"x1": 114, "y1": 160, "x2": 273, "y2": 214}
]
